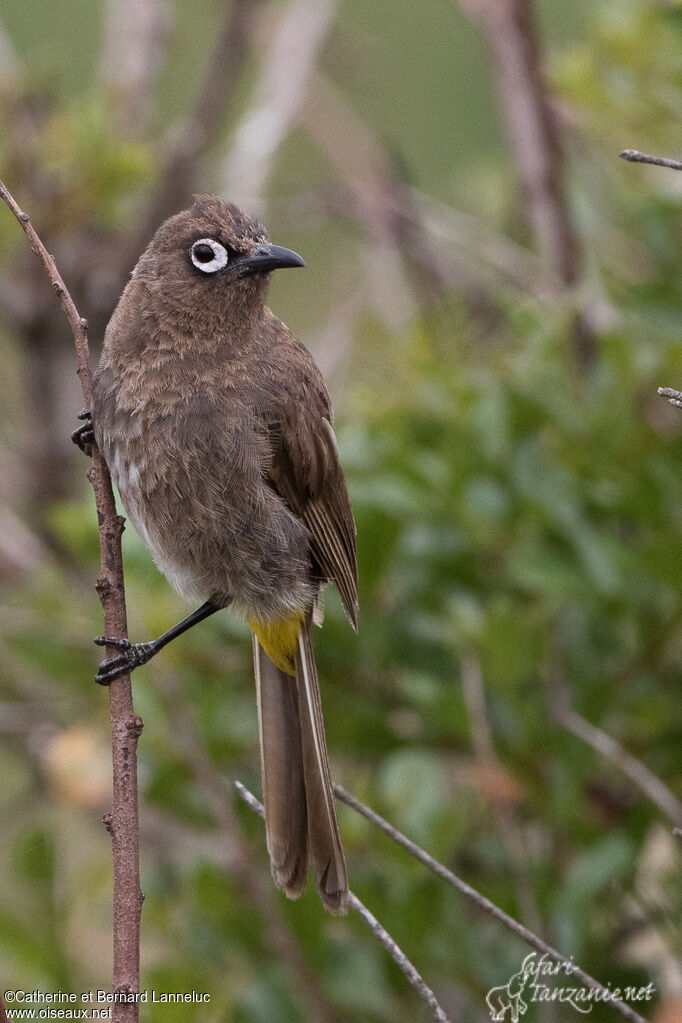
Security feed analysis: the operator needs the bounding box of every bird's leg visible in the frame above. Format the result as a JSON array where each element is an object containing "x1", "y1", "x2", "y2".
[
  {"x1": 71, "y1": 409, "x2": 95, "y2": 455},
  {"x1": 94, "y1": 599, "x2": 223, "y2": 685}
]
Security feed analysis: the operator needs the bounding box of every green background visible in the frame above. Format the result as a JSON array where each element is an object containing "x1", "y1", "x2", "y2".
[{"x1": 0, "y1": 0, "x2": 680, "y2": 1020}]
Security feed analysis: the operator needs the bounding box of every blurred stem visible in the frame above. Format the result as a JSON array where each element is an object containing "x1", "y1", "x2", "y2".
[
  {"x1": 129, "y1": 0, "x2": 260, "y2": 261},
  {"x1": 454, "y1": 0, "x2": 597, "y2": 370},
  {"x1": 459, "y1": 655, "x2": 558, "y2": 1023},
  {"x1": 222, "y1": 0, "x2": 339, "y2": 209},
  {"x1": 549, "y1": 672, "x2": 682, "y2": 827},
  {"x1": 0, "y1": 182, "x2": 142, "y2": 1023},
  {"x1": 98, "y1": 0, "x2": 170, "y2": 136}
]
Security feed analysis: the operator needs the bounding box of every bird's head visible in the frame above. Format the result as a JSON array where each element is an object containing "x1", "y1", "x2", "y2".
[{"x1": 133, "y1": 194, "x2": 305, "y2": 323}]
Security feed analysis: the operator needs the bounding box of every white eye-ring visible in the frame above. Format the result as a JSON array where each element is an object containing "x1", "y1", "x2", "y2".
[{"x1": 190, "y1": 238, "x2": 229, "y2": 274}]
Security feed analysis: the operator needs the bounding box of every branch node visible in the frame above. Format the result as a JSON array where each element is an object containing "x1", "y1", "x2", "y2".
[
  {"x1": 18, "y1": 211, "x2": 29, "y2": 223},
  {"x1": 126, "y1": 715, "x2": 144, "y2": 738},
  {"x1": 102, "y1": 812, "x2": 113, "y2": 834}
]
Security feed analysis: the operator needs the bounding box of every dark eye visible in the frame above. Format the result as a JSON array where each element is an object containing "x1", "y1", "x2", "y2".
[{"x1": 190, "y1": 238, "x2": 229, "y2": 274}]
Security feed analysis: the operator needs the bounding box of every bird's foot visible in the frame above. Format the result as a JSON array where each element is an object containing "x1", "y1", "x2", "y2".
[
  {"x1": 93, "y1": 636, "x2": 156, "y2": 685},
  {"x1": 72, "y1": 409, "x2": 95, "y2": 455}
]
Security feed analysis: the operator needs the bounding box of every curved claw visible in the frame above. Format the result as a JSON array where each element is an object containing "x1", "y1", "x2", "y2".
[{"x1": 95, "y1": 654, "x2": 133, "y2": 686}]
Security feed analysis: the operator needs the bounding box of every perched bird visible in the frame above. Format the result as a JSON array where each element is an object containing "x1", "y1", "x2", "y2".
[{"x1": 84, "y1": 195, "x2": 358, "y2": 914}]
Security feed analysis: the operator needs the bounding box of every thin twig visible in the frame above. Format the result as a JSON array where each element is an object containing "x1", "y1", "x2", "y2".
[
  {"x1": 347, "y1": 894, "x2": 451, "y2": 1023},
  {"x1": 234, "y1": 781, "x2": 453, "y2": 1023},
  {"x1": 550, "y1": 682, "x2": 682, "y2": 827},
  {"x1": 658, "y1": 386, "x2": 682, "y2": 409},
  {"x1": 333, "y1": 785, "x2": 648, "y2": 1023},
  {"x1": 0, "y1": 182, "x2": 142, "y2": 1023},
  {"x1": 620, "y1": 150, "x2": 682, "y2": 171}
]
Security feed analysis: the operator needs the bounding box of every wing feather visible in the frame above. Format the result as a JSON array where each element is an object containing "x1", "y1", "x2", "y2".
[{"x1": 261, "y1": 342, "x2": 358, "y2": 628}]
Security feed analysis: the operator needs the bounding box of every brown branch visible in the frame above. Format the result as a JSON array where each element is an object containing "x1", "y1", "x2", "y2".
[
  {"x1": 0, "y1": 990, "x2": 8, "y2": 1023},
  {"x1": 620, "y1": 149, "x2": 682, "y2": 171},
  {"x1": 333, "y1": 785, "x2": 648, "y2": 1023},
  {"x1": 454, "y1": 0, "x2": 597, "y2": 369},
  {"x1": 234, "y1": 782, "x2": 453, "y2": 1023},
  {"x1": 0, "y1": 182, "x2": 142, "y2": 1023}
]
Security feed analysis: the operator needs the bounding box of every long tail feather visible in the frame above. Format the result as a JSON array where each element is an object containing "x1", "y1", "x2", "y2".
[
  {"x1": 252, "y1": 623, "x2": 348, "y2": 914},
  {"x1": 253, "y1": 635, "x2": 307, "y2": 898},
  {"x1": 296, "y1": 621, "x2": 348, "y2": 914}
]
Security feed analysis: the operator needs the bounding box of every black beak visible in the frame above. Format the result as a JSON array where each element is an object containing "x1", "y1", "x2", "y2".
[{"x1": 236, "y1": 244, "x2": 305, "y2": 275}]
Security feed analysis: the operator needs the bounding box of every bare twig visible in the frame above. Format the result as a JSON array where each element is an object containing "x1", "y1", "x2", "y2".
[
  {"x1": 234, "y1": 781, "x2": 453, "y2": 1023},
  {"x1": 333, "y1": 785, "x2": 648, "y2": 1023},
  {"x1": 620, "y1": 150, "x2": 682, "y2": 171},
  {"x1": 347, "y1": 893, "x2": 451, "y2": 1023},
  {"x1": 0, "y1": 182, "x2": 141, "y2": 1023},
  {"x1": 658, "y1": 386, "x2": 682, "y2": 409},
  {"x1": 550, "y1": 682, "x2": 682, "y2": 827},
  {"x1": 454, "y1": 0, "x2": 596, "y2": 369},
  {"x1": 221, "y1": 0, "x2": 338, "y2": 209}
]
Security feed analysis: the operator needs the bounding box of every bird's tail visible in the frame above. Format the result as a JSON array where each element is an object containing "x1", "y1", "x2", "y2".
[{"x1": 252, "y1": 617, "x2": 348, "y2": 914}]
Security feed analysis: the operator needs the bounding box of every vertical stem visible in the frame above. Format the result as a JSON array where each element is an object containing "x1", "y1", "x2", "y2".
[{"x1": 0, "y1": 182, "x2": 142, "y2": 1022}]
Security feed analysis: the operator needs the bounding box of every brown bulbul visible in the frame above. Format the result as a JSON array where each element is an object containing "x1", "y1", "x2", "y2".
[{"x1": 87, "y1": 195, "x2": 357, "y2": 914}]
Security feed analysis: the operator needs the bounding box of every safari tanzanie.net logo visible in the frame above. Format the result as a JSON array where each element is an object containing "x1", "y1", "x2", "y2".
[{"x1": 485, "y1": 953, "x2": 655, "y2": 1021}]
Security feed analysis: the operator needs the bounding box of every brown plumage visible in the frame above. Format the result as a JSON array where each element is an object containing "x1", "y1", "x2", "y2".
[{"x1": 91, "y1": 195, "x2": 357, "y2": 913}]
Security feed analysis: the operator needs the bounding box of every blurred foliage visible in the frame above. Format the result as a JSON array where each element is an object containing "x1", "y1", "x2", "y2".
[{"x1": 1, "y1": 1, "x2": 682, "y2": 1021}]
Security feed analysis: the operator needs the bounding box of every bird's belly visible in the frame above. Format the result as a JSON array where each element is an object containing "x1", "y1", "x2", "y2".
[
  {"x1": 112, "y1": 452, "x2": 208, "y2": 604},
  {"x1": 111, "y1": 447, "x2": 314, "y2": 619}
]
